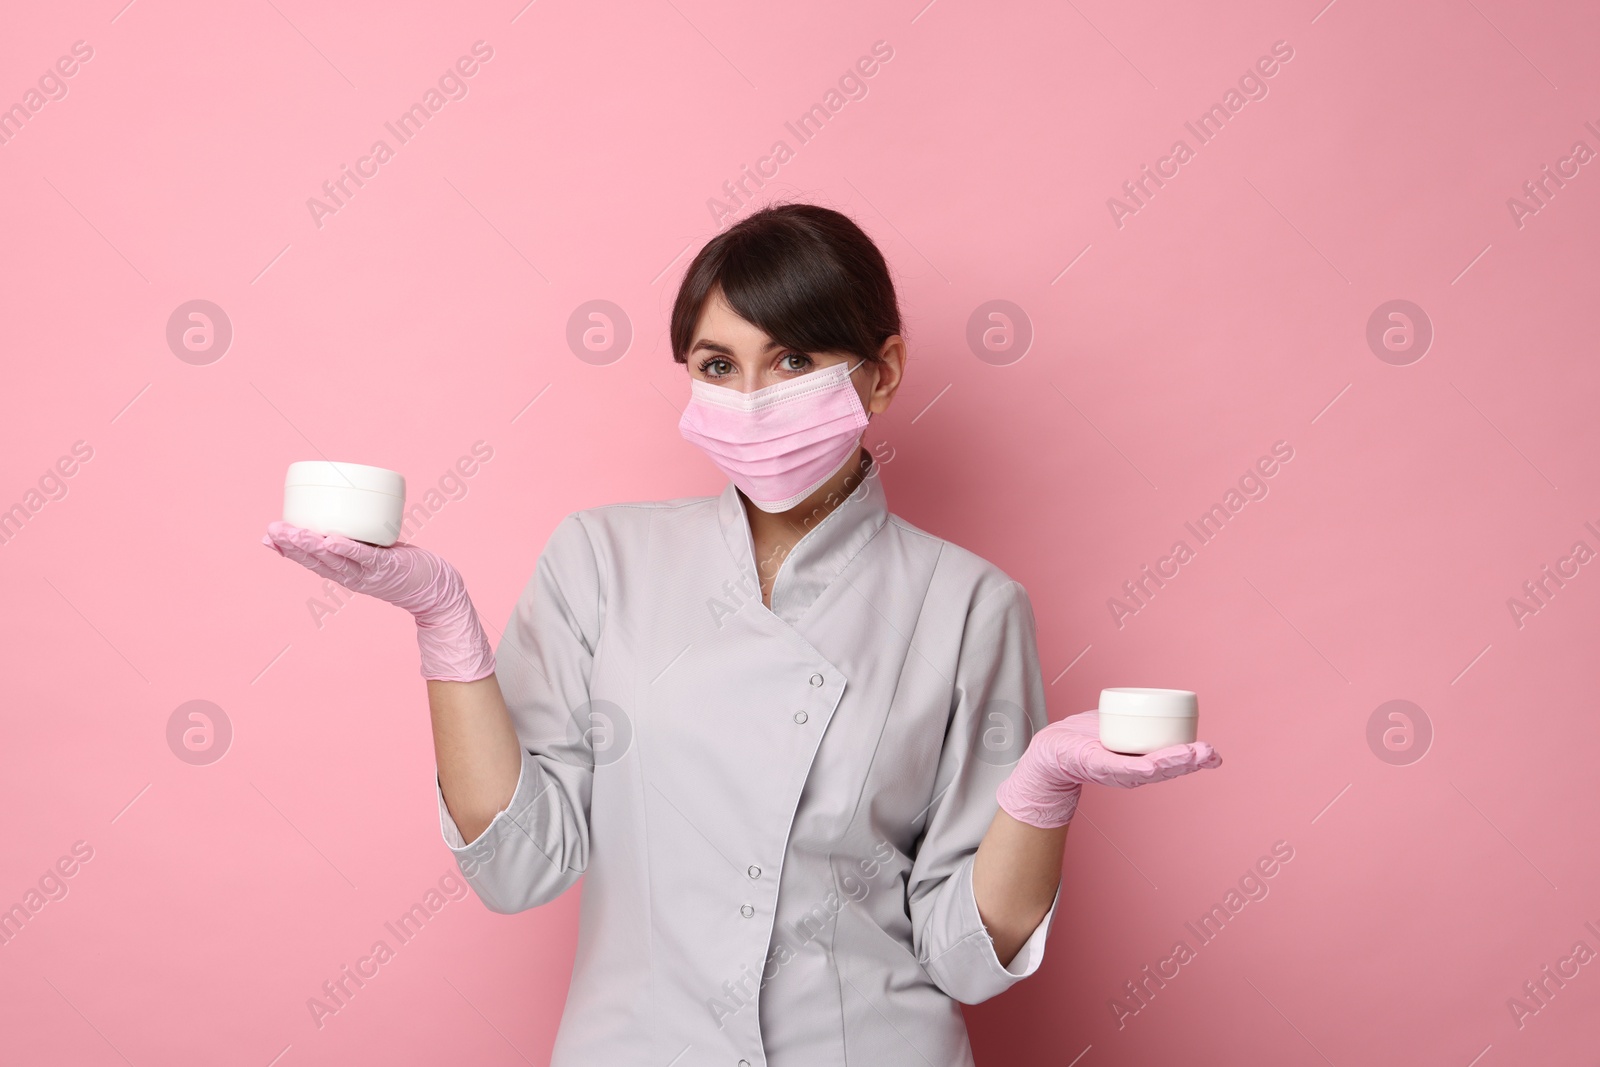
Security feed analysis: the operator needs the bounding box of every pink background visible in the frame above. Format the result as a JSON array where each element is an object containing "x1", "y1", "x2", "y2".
[{"x1": 3, "y1": 0, "x2": 1598, "y2": 1063}]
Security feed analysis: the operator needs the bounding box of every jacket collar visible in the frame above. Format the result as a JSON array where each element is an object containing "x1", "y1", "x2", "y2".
[{"x1": 717, "y1": 449, "x2": 890, "y2": 626}]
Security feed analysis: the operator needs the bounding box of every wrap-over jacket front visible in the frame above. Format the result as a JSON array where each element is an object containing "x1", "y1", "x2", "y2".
[{"x1": 436, "y1": 454, "x2": 1060, "y2": 1066}]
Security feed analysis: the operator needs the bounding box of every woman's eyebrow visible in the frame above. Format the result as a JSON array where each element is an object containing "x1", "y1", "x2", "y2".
[{"x1": 689, "y1": 338, "x2": 784, "y2": 356}]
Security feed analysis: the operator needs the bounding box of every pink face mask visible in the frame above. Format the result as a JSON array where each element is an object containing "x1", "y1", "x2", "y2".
[{"x1": 678, "y1": 357, "x2": 871, "y2": 513}]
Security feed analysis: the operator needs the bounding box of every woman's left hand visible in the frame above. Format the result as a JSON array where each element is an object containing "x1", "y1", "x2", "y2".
[{"x1": 994, "y1": 709, "x2": 1222, "y2": 829}]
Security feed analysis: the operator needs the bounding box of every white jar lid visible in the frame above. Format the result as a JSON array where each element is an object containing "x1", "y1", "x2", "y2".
[
  {"x1": 1099, "y1": 687, "x2": 1198, "y2": 718},
  {"x1": 285, "y1": 460, "x2": 405, "y2": 497}
]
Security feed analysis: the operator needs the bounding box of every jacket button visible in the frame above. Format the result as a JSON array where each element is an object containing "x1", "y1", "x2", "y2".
[
  {"x1": 793, "y1": 710, "x2": 808, "y2": 724},
  {"x1": 809, "y1": 673, "x2": 824, "y2": 687},
  {"x1": 740, "y1": 1061, "x2": 751, "y2": 1067},
  {"x1": 748, "y1": 865, "x2": 761, "y2": 878},
  {"x1": 740, "y1": 904, "x2": 754, "y2": 918}
]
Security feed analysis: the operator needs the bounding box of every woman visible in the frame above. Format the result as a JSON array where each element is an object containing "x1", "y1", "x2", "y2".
[{"x1": 262, "y1": 203, "x2": 1221, "y2": 1066}]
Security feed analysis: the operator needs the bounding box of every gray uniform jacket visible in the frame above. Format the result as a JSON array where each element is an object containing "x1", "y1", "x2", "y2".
[{"x1": 436, "y1": 456, "x2": 1060, "y2": 1066}]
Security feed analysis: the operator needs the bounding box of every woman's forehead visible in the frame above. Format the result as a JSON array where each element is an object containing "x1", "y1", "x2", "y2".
[{"x1": 691, "y1": 295, "x2": 777, "y2": 353}]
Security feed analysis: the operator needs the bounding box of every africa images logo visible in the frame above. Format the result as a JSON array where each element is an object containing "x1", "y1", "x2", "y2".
[
  {"x1": 1105, "y1": 40, "x2": 1296, "y2": 229},
  {"x1": 306, "y1": 42, "x2": 495, "y2": 229}
]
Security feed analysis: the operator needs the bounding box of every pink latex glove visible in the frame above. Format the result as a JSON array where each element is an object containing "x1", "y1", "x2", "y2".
[
  {"x1": 261, "y1": 520, "x2": 496, "y2": 683},
  {"x1": 995, "y1": 709, "x2": 1222, "y2": 829}
]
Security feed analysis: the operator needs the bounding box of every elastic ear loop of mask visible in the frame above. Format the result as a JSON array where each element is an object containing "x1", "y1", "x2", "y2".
[{"x1": 845, "y1": 356, "x2": 873, "y2": 421}]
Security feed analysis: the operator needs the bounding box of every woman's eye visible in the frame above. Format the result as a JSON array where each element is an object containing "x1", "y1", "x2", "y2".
[{"x1": 696, "y1": 353, "x2": 812, "y2": 378}]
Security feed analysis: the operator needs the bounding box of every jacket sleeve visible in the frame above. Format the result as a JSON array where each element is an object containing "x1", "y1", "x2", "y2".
[
  {"x1": 907, "y1": 577, "x2": 1061, "y2": 1004},
  {"x1": 435, "y1": 512, "x2": 605, "y2": 914}
]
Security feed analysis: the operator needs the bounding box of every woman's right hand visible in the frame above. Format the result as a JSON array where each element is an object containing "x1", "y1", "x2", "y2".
[{"x1": 262, "y1": 520, "x2": 497, "y2": 682}]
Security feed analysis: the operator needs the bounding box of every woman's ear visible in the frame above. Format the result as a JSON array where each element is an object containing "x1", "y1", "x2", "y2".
[{"x1": 868, "y1": 335, "x2": 906, "y2": 415}]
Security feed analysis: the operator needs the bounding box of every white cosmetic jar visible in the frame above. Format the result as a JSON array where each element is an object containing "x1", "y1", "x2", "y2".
[
  {"x1": 1098, "y1": 687, "x2": 1198, "y2": 755},
  {"x1": 282, "y1": 461, "x2": 407, "y2": 547}
]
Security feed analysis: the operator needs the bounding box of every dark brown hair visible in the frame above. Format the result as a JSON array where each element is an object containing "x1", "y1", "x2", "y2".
[{"x1": 670, "y1": 202, "x2": 904, "y2": 366}]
